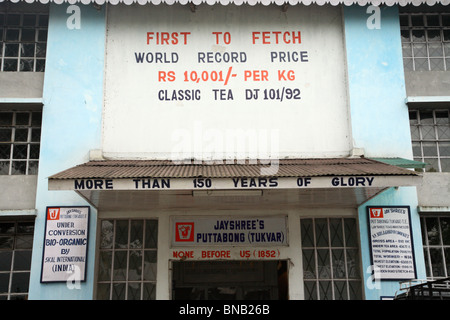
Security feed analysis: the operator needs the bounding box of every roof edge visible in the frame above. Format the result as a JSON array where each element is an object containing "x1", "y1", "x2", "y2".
[
  {"x1": 47, "y1": 157, "x2": 420, "y2": 180},
  {"x1": 2, "y1": 0, "x2": 450, "y2": 6}
]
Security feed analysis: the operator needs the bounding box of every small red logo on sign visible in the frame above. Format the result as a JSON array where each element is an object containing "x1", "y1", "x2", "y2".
[
  {"x1": 175, "y1": 222, "x2": 194, "y2": 242},
  {"x1": 370, "y1": 208, "x2": 383, "y2": 218},
  {"x1": 47, "y1": 208, "x2": 60, "y2": 220}
]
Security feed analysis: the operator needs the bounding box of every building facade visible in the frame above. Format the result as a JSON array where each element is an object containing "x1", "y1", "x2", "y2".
[{"x1": 0, "y1": 0, "x2": 449, "y2": 300}]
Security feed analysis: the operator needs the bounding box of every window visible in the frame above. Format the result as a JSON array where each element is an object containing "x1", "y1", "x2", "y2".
[
  {"x1": 400, "y1": 12, "x2": 450, "y2": 71},
  {"x1": 97, "y1": 219, "x2": 158, "y2": 300},
  {"x1": 409, "y1": 109, "x2": 450, "y2": 172},
  {"x1": 0, "y1": 110, "x2": 42, "y2": 175},
  {"x1": 301, "y1": 218, "x2": 362, "y2": 300},
  {"x1": 0, "y1": 220, "x2": 35, "y2": 300},
  {"x1": 421, "y1": 216, "x2": 450, "y2": 280},
  {"x1": 0, "y1": 10, "x2": 48, "y2": 72}
]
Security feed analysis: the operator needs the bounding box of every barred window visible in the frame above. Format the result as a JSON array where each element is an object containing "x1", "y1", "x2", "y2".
[
  {"x1": 301, "y1": 218, "x2": 362, "y2": 300},
  {"x1": 421, "y1": 216, "x2": 450, "y2": 280},
  {"x1": 400, "y1": 12, "x2": 450, "y2": 71},
  {"x1": 0, "y1": 110, "x2": 42, "y2": 175},
  {"x1": 0, "y1": 10, "x2": 48, "y2": 72},
  {"x1": 0, "y1": 220, "x2": 35, "y2": 300},
  {"x1": 409, "y1": 109, "x2": 450, "y2": 172},
  {"x1": 97, "y1": 219, "x2": 158, "y2": 300}
]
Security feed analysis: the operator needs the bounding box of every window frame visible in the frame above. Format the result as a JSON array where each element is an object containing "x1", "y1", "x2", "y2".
[
  {"x1": 409, "y1": 108, "x2": 450, "y2": 172},
  {"x1": 300, "y1": 217, "x2": 363, "y2": 300},
  {"x1": 96, "y1": 219, "x2": 159, "y2": 300},
  {"x1": 0, "y1": 9, "x2": 48, "y2": 72},
  {"x1": 0, "y1": 219, "x2": 35, "y2": 300},
  {"x1": 421, "y1": 215, "x2": 450, "y2": 280},
  {"x1": 0, "y1": 109, "x2": 42, "y2": 175},
  {"x1": 400, "y1": 12, "x2": 450, "y2": 72}
]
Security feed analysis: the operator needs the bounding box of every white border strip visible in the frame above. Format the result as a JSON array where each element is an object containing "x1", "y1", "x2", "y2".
[
  {"x1": 48, "y1": 175, "x2": 421, "y2": 191},
  {"x1": 2, "y1": 0, "x2": 450, "y2": 6}
]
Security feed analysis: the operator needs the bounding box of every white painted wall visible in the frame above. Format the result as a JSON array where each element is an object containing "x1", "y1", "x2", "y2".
[{"x1": 103, "y1": 4, "x2": 351, "y2": 160}]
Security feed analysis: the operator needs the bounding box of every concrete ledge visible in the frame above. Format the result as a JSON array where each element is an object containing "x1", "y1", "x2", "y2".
[{"x1": 0, "y1": 209, "x2": 37, "y2": 217}]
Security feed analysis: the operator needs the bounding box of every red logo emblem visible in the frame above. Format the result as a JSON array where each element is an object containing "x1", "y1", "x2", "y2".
[
  {"x1": 175, "y1": 222, "x2": 194, "y2": 242},
  {"x1": 47, "y1": 208, "x2": 60, "y2": 220},
  {"x1": 370, "y1": 208, "x2": 383, "y2": 219}
]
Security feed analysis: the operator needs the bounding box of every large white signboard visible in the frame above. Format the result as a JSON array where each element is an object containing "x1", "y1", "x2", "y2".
[
  {"x1": 103, "y1": 4, "x2": 350, "y2": 160},
  {"x1": 41, "y1": 207, "x2": 89, "y2": 283},
  {"x1": 172, "y1": 216, "x2": 288, "y2": 247},
  {"x1": 368, "y1": 206, "x2": 416, "y2": 280}
]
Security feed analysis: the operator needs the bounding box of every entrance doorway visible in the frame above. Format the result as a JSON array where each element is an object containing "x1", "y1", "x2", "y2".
[{"x1": 172, "y1": 260, "x2": 288, "y2": 300}]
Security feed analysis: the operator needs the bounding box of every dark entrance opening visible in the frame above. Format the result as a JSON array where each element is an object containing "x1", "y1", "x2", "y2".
[{"x1": 172, "y1": 260, "x2": 288, "y2": 300}]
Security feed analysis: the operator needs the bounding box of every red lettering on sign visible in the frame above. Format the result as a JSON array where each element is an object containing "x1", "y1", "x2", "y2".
[
  {"x1": 244, "y1": 70, "x2": 268, "y2": 81},
  {"x1": 173, "y1": 251, "x2": 194, "y2": 259},
  {"x1": 252, "y1": 31, "x2": 301, "y2": 45},
  {"x1": 147, "y1": 32, "x2": 191, "y2": 45},
  {"x1": 201, "y1": 250, "x2": 231, "y2": 259}
]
